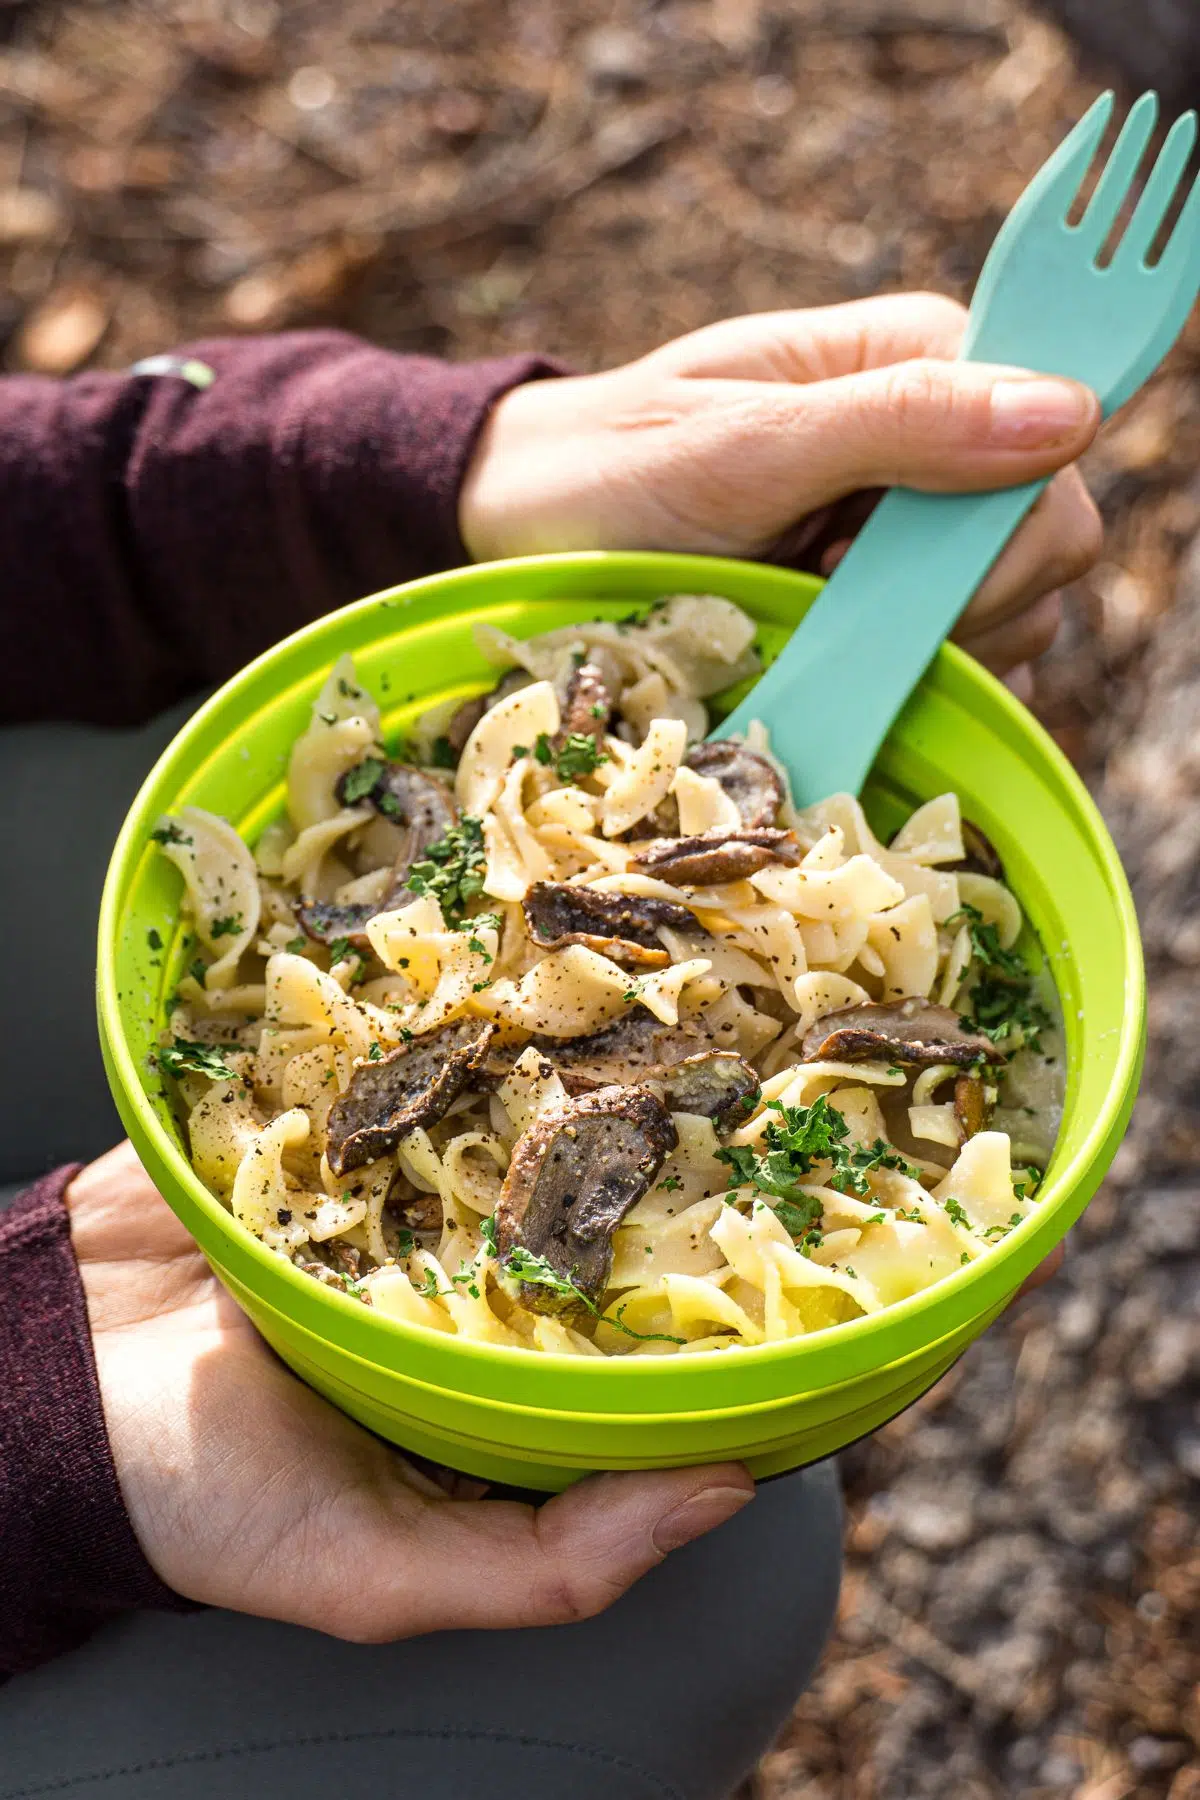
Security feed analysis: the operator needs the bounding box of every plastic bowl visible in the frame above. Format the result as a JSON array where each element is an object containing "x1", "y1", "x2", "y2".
[{"x1": 98, "y1": 552, "x2": 1145, "y2": 1490}]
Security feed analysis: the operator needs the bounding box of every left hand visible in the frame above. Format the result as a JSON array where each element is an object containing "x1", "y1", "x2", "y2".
[
  {"x1": 68, "y1": 1143, "x2": 754, "y2": 1641},
  {"x1": 461, "y1": 292, "x2": 1103, "y2": 685}
]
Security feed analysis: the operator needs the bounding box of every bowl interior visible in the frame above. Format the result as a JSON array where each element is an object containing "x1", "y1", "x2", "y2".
[{"x1": 99, "y1": 551, "x2": 1144, "y2": 1413}]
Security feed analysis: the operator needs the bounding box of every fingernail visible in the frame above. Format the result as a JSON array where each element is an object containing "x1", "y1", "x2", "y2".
[
  {"x1": 652, "y1": 1485, "x2": 754, "y2": 1554},
  {"x1": 989, "y1": 377, "x2": 1096, "y2": 447}
]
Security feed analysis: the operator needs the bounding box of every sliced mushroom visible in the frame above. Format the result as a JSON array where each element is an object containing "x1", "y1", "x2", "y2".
[
  {"x1": 386, "y1": 1169, "x2": 444, "y2": 1235},
  {"x1": 953, "y1": 1071, "x2": 995, "y2": 1139},
  {"x1": 556, "y1": 660, "x2": 612, "y2": 745},
  {"x1": 335, "y1": 759, "x2": 457, "y2": 903},
  {"x1": 295, "y1": 1257, "x2": 367, "y2": 1298},
  {"x1": 337, "y1": 759, "x2": 456, "y2": 841},
  {"x1": 326, "y1": 1239, "x2": 364, "y2": 1279},
  {"x1": 326, "y1": 1018, "x2": 495, "y2": 1176},
  {"x1": 631, "y1": 826, "x2": 801, "y2": 887},
  {"x1": 801, "y1": 999, "x2": 1004, "y2": 1068},
  {"x1": 522, "y1": 882, "x2": 701, "y2": 970},
  {"x1": 445, "y1": 669, "x2": 531, "y2": 758},
  {"x1": 653, "y1": 1050, "x2": 759, "y2": 1129},
  {"x1": 685, "y1": 742, "x2": 783, "y2": 828},
  {"x1": 297, "y1": 899, "x2": 379, "y2": 950},
  {"x1": 496, "y1": 1085, "x2": 677, "y2": 1311},
  {"x1": 951, "y1": 818, "x2": 1006, "y2": 882},
  {"x1": 541, "y1": 1009, "x2": 711, "y2": 1090}
]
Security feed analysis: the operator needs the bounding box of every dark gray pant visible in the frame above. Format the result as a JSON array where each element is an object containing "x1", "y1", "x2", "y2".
[{"x1": 0, "y1": 705, "x2": 842, "y2": 1800}]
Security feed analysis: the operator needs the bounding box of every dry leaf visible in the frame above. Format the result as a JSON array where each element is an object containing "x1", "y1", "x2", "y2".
[
  {"x1": 0, "y1": 188, "x2": 64, "y2": 244},
  {"x1": 16, "y1": 287, "x2": 108, "y2": 373}
]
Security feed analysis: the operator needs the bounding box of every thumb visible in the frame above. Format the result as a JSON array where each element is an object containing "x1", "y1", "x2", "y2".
[
  {"x1": 775, "y1": 360, "x2": 1100, "y2": 504},
  {"x1": 390, "y1": 1464, "x2": 755, "y2": 1636}
]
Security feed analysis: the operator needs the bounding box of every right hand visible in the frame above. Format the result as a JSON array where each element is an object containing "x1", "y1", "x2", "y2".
[
  {"x1": 67, "y1": 1142, "x2": 754, "y2": 1640},
  {"x1": 461, "y1": 292, "x2": 1103, "y2": 687}
]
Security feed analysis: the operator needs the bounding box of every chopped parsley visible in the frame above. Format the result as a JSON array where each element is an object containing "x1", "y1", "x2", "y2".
[
  {"x1": 479, "y1": 1213, "x2": 499, "y2": 1256},
  {"x1": 532, "y1": 731, "x2": 608, "y2": 783},
  {"x1": 951, "y1": 903, "x2": 1052, "y2": 1051},
  {"x1": 150, "y1": 822, "x2": 191, "y2": 846},
  {"x1": 155, "y1": 1037, "x2": 241, "y2": 1082},
  {"x1": 501, "y1": 1244, "x2": 685, "y2": 1345},
  {"x1": 406, "y1": 815, "x2": 486, "y2": 922},
  {"x1": 367, "y1": 1042, "x2": 384, "y2": 1061},
  {"x1": 771, "y1": 1194, "x2": 824, "y2": 1239},
  {"x1": 416, "y1": 1267, "x2": 443, "y2": 1299},
  {"x1": 456, "y1": 911, "x2": 501, "y2": 932},
  {"x1": 716, "y1": 1095, "x2": 921, "y2": 1209},
  {"x1": 188, "y1": 957, "x2": 209, "y2": 984},
  {"x1": 394, "y1": 1227, "x2": 417, "y2": 1257},
  {"x1": 209, "y1": 914, "x2": 242, "y2": 939},
  {"x1": 328, "y1": 936, "x2": 353, "y2": 963},
  {"x1": 284, "y1": 935, "x2": 308, "y2": 954},
  {"x1": 429, "y1": 736, "x2": 457, "y2": 770},
  {"x1": 455, "y1": 913, "x2": 500, "y2": 961},
  {"x1": 657, "y1": 1175, "x2": 683, "y2": 1192},
  {"x1": 340, "y1": 756, "x2": 387, "y2": 804},
  {"x1": 982, "y1": 1210, "x2": 1026, "y2": 1241},
  {"x1": 941, "y1": 1196, "x2": 971, "y2": 1229}
]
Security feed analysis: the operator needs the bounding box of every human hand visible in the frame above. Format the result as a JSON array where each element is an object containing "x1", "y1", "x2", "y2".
[
  {"x1": 67, "y1": 1142, "x2": 754, "y2": 1641},
  {"x1": 1015, "y1": 1237, "x2": 1066, "y2": 1300},
  {"x1": 461, "y1": 292, "x2": 1103, "y2": 685}
]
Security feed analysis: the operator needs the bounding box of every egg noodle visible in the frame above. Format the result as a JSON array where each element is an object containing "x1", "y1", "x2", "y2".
[{"x1": 153, "y1": 594, "x2": 1061, "y2": 1357}]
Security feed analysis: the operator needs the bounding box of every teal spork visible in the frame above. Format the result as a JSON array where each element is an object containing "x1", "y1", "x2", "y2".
[{"x1": 716, "y1": 90, "x2": 1200, "y2": 802}]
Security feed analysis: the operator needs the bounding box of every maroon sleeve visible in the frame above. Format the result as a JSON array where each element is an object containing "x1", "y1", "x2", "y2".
[
  {"x1": 0, "y1": 333, "x2": 566, "y2": 728},
  {"x1": 0, "y1": 1170, "x2": 200, "y2": 1682}
]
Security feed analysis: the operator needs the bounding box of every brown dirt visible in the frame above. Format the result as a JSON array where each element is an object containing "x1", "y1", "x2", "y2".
[{"x1": 2, "y1": 4, "x2": 1197, "y2": 1796}]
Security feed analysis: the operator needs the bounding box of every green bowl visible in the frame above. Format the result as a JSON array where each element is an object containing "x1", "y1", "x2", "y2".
[{"x1": 98, "y1": 552, "x2": 1145, "y2": 1490}]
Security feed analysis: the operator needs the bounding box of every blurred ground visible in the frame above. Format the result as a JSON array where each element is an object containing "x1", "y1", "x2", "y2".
[{"x1": 2, "y1": 3, "x2": 1197, "y2": 1797}]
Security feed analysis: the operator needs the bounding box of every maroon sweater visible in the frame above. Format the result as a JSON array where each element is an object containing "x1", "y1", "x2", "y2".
[
  {"x1": 0, "y1": 334, "x2": 561, "y2": 1680},
  {"x1": 0, "y1": 331, "x2": 853, "y2": 1683}
]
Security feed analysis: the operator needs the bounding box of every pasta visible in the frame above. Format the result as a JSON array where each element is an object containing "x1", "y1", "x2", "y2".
[{"x1": 153, "y1": 594, "x2": 1063, "y2": 1357}]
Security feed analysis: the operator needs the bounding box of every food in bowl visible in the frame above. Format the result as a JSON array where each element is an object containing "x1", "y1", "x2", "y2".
[{"x1": 152, "y1": 594, "x2": 1062, "y2": 1357}]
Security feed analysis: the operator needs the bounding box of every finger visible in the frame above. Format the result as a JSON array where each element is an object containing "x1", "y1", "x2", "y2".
[
  {"x1": 959, "y1": 589, "x2": 1063, "y2": 677},
  {"x1": 660, "y1": 364, "x2": 1101, "y2": 551},
  {"x1": 774, "y1": 360, "x2": 1100, "y2": 499},
  {"x1": 350, "y1": 1464, "x2": 755, "y2": 1640},
  {"x1": 1004, "y1": 663, "x2": 1035, "y2": 705},
  {"x1": 1014, "y1": 1238, "x2": 1067, "y2": 1301},
  {"x1": 647, "y1": 292, "x2": 969, "y2": 384},
  {"x1": 953, "y1": 466, "x2": 1102, "y2": 641}
]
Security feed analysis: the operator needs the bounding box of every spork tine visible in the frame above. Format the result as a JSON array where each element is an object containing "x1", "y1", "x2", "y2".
[{"x1": 716, "y1": 90, "x2": 1200, "y2": 804}]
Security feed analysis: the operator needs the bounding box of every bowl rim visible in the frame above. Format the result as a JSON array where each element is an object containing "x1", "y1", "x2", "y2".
[{"x1": 98, "y1": 549, "x2": 1145, "y2": 1386}]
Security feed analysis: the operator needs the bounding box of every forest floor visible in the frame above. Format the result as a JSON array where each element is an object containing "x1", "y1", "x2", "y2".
[{"x1": 2, "y1": 3, "x2": 1197, "y2": 1796}]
